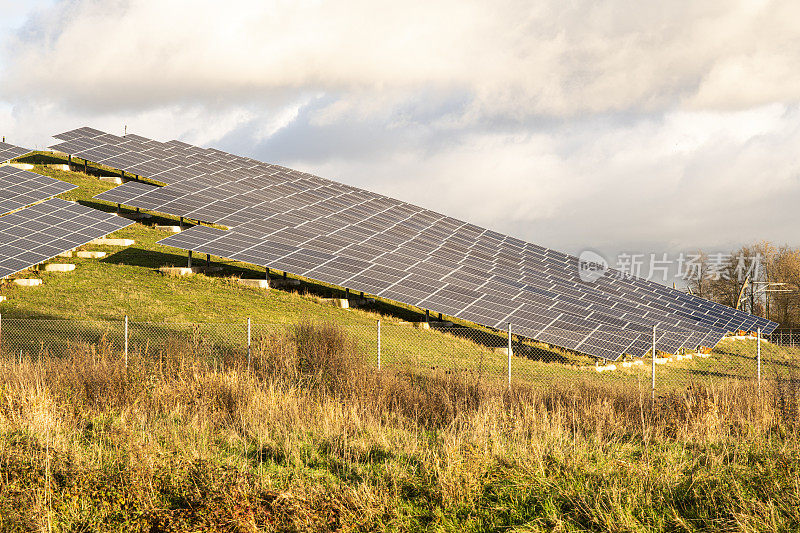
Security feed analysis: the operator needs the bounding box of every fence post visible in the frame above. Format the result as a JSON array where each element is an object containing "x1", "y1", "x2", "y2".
[
  {"x1": 507, "y1": 322, "x2": 512, "y2": 390},
  {"x1": 651, "y1": 325, "x2": 656, "y2": 402},
  {"x1": 247, "y1": 317, "x2": 252, "y2": 372},
  {"x1": 757, "y1": 327, "x2": 761, "y2": 391},
  {"x1": 0, "y1": 313, "x2": 2, "y2": 357},
  {"x1": 124, "y1": 315, "x2": 128, "y2": 368},
  {"x1": 377, "y1": 319, "x2": 381, "y2": 371}
]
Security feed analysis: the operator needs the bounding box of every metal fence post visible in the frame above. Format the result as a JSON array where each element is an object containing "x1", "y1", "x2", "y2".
[
  {"x1": 651, "y1": 325, "x2": 656, "y2": 402},
  {"x1": 757, "y1": 327, "x2": 761, "y2": 391},
  {"x1": 507, "y1": 322, "x2": 512, "y2": 390},
  {"x1": 377, "y1": 319, "x2": 381, "y2": 371},
  {"x1": 124, "y1": 315, "x2": 128, "y2": 368},
  {"x1": 247, "y1": 317, "x2": 252, "y2": 372}
]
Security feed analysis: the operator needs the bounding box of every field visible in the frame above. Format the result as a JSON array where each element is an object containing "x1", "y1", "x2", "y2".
[
  {"x1": 1, "y1": 160, "x2": 799, "y2": 530},
  {"x1": 2, "y1": 331, "x2": 800, "y2": 531}
]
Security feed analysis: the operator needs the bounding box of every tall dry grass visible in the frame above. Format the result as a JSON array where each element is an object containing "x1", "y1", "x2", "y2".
[{"x1": 1, "y1": 323, "x2": 800, "y2": 531}]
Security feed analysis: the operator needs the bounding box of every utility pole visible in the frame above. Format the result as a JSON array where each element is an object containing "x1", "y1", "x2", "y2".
[{"x1": 651, "y1": 325, "x2": 656, "y2": 402}]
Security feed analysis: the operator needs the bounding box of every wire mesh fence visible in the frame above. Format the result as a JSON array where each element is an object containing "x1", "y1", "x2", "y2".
[
  {"x1": 0, "y1": 315, "x2": 794, "y2": 392},
  {"x1": 768, "y1": 329, "x2": 800, "y2": 347}
]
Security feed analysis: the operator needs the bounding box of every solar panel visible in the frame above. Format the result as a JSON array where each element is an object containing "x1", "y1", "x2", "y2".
[
  {"x1": 0, "y1": 198, "x2": 133, "y2": 278},
  {"x1": 52, "y1": 127, "x2": 107, "y2": 141},
  {"x1": 158, "y1": 225, "x2": 692, "y2": 358},
  {"x1": 51, "y1": 127, "x2": 779, "y2": 360},
  {"x1": 0, "y1": 142, "x2": 32, "y2": 163},
  {"x1": 93, "y1": 181, "x2": 160, "y2": 205},
  {"x1": 0, "y1": 166, "x2": 76, "y2": 215}
]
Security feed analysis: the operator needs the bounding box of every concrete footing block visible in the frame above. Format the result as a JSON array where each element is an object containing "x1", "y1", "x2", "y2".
[
  {"x1": 46, "y1": 164, "x2": 71, "y2": 171},
  {"x1": 1, "y1": 163, "x2": 34, "y2": 170},
  {"x1": 0, "y1": 295, "x2": 6, "y2": 303},
  {"x1": 620, "y1": 360, "x2": 644, "y2": 368},
  {"x1": 493, "y1": 347, "x2": 509, "y2": 355},
  {"x1": 155, "y1": 225, "x2": 183, "y2": 233},
  {"x1": 99, "y1": 176, "x2": 125, "y2": 184},
  {"x1": 76, "y1": 251, "x2": 107, "y2": 259},
  {"x1": 90, "y1": 238, "x2": 135, "y2": 246},
  {"x1": 238, "y1": 279, "x2": 270, "y2": 289},
  {"x1": 595, "y1": 364, "x2": 617, "y2": 373},
  {"x1": 13, "y1": 279, "x2": 42, "y2": 287},
  {"x1": 320, "y1": 298, "x2": 349, "y2": 308},
  {"x1": 42, "y1": 263, "x2": 76, "y2": 272},
  {"x1": 57, "y1": 251, "x2": 73, "y2": 258},
  {"x1": 654, "y1": 357, "x2": 669, "y2": 365},
  {"x1": 397, "y1": 320, "x2": 436, "y2": 329},
  {"x1": 159, "y1": 266, "x2": 197, "y2": 276}
]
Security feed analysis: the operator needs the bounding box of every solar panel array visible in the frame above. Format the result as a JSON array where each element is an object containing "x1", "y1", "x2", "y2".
[
  {"x1": 0, "y1": 141, "x2": 31, "y2": 163},
  {"x1": 0, "y1": 198, "x2": 132, "y2": 278},
  {"x1": 51, "y1": 127, "x2": 778, "y2": 360},
  {"x1": 0, "y1": 166, "x2": 76, "y2": 215}
]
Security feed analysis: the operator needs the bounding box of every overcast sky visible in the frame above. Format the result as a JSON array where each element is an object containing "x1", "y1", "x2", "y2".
[{"x1": 1, "y1": 0, "x2": 798, "y2": 274}]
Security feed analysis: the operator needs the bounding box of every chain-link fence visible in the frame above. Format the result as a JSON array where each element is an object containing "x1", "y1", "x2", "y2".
[
  {"x1": 768, "y1": 329, "x2": 800, "y2": 347},
  {"x1": 0, "y1": 315, "x2": 793, "y2": 392}
]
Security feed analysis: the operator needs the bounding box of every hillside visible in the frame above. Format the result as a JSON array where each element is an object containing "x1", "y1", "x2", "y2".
[{"x1": 1, "y1": 157, "x2": 797, "y2": 390}]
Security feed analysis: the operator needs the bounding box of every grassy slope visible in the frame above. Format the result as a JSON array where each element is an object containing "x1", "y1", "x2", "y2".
[
  {"x1": 2, "y1": 159, "x2": 797, "y2": 389},
  {"x1": 1, "y1": 162, "x2": 579, "y2": 385}
]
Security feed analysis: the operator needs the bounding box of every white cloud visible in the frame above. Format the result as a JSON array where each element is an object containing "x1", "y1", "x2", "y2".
[
  {"x1": 294, "y1": 104, "x2": 800, "y2": 256},
  {"x1": 1, "y1": 0, "x2": 799, "y2": 265},
  {"x1": 4, "y1": 0, "x2": 800, "y2": 116}
]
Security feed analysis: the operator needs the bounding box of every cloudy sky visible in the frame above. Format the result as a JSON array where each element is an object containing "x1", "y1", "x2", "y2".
[{"x1": 1, "y1": 0, "x2": 798, "y2": 275}]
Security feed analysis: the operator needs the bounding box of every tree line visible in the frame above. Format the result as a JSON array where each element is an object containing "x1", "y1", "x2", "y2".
[{"x1": 687, "y1": 242, "x2": 800, "y2": 329}]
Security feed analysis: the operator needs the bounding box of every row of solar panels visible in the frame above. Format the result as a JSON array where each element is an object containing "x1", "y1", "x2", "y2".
[
  {"x1": 47, "y1": 127, "x2": 778, "y2": 360},
  {"x1": 0, "y1": 142, "x2": 133, "y2": 278},
  {"x1": 0, "y1": 142, "x2": 31, "y2": 163}
]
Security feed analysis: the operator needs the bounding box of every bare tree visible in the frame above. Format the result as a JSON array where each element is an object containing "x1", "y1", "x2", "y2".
[
  {"x1": 765, "y1": 246, "x2": 800, "y2": 325},
  {"x1": 685, "y1": 250, "x2": 712, "y2": 299},
  {"x1": 700, "y1": 241, "x2": 799, "y2": 328}
]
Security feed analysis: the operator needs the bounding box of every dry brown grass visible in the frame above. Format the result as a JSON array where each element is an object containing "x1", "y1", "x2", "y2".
[{"x1": 1, "y1": 323, "x2": 800, "y2": 531}]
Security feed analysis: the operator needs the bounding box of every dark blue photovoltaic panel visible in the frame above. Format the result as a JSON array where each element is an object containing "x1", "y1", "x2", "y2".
[
  {"x1": 0, "y1": 166, "x2": 76, "y2": 215},
  {"x1": 93, "y1": 181, "x2": 161, "y2": 205},
  {"x1": 0, "y1": 142, "x2": 32, "y2": 162},
  {"x1": 0, "y1": 198, "x2": 133, "y2": 278}
]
